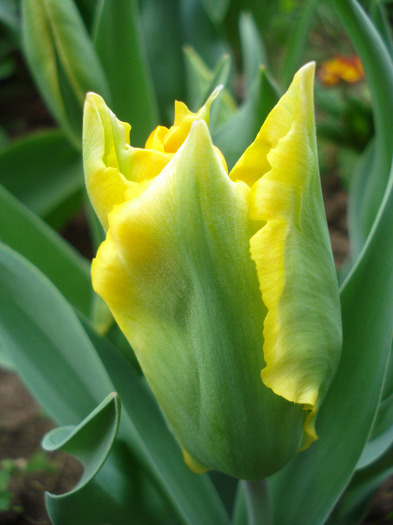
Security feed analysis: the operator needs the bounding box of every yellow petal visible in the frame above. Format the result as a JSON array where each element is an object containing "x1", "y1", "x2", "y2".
[
  {"x1": 83, "y1": 93, "x2": 172, "y2": 229},
  {"x1": 232, "y1": 63, "x2": 342, "y2": 443}
]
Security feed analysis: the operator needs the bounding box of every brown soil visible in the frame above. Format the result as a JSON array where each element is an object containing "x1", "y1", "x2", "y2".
[{"x1": 0, "y1": 369, "x2": 82, "y2": 525}]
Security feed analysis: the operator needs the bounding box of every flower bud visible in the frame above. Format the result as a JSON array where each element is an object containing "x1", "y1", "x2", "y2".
[{"x1": 83, "y1": 63, "x2": 341, "y2": 480}]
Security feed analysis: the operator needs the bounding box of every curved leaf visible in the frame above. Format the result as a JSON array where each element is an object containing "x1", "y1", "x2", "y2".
[
  {"x1": 82, "y1": 318, "x2": 231, "y2": 525},
  {"x1": 270, "y1": 157, "x2": 393, "y2": 524},
  {"x1": 329, "y1": 442, "x2": 393, "y2": 525},
  {"x1": 43, "y1": 392, "x2": 121, "y2": 496},
  {"x1": 0, "y1": 242, "x2": 229, "y2": 523},
  {"x1": 44, "y1": 394, "x2": 175, "y2": 525},
  {"x1": 22, "y1": 0, "x2": 110, "y2": 147},
  {"x1": 0, "y1": 130, "x2": 83, "y2": 228},
  {"x1": 0, "y1": 242, "x2": 113, "y2": 424},
  {"x1": 0, "y1": 184, "x2": 92, "y2": 317},
  {"x1": 331, "y1": 0, "x2": 393, "y2": 243},
  {"x1": 183, "y1": 47, "x2": 235, "y2": 130}
]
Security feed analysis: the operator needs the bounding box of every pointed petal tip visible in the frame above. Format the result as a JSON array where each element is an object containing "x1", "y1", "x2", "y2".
[
  {"x1": 84, "y1": 91, "x2": 104, "y2": 109},
  {"x1": 295, "y1": 61, "x2": 316, "y2": 91}
]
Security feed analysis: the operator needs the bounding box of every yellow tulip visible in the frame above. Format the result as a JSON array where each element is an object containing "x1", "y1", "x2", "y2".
[{"x1": 83, "y1": 63, "x2": 341, "y2": 479}]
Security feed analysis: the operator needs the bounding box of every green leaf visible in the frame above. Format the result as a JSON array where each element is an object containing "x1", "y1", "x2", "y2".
[
  {"x1": 46, "y1": 436, "x2": 179, "y2": 525},
  {"x1": 280, "y1": 0, "x2": 319, "y2": 87},
  {"x1": 331, "y1": 0, "x2": 393, "y2": 245},
  {"x1": 357, "y1": 357, "x2": 393, "y2": 469},
  {"x1": 270, "y1": 158, "x2": 393, "y2": 524},
  {"x1": 0, "y1": 0, "x2": 20, "y2": 34},
  {"x1": 213, "y1": 66, "x2": 279, "y2": 170},
  {"x1": 0, "y1": 130, "x2": 83, "y2": 228},
  {"x1": 0, "y1": 239, "x2": 228, "y2": 523},
  {"x1": 179, "y1": 0, "x2": 228, "y2": 70},
  {"x1": 329, "y1": 443, "x2": 393, "y2": 525},
  {"x1": 44, "y1": 393, "x2": 170, "y2": 525},
  {"x1": 138, "y1": 0, "x2": 186, "y2": 123},
  {"x1": 22, "y1": 0, "x2": 110, "y2": 147},
  {"x1": 232, "y1": 482, "x2": 247, "y2": 525},
  {"x1": 81, "y1": 318, "x2": 231, "y2": 525},
  {"x1": 369, "y1": 0, "x2": 393, "y2": 58},
  {"x1": 92, "y1": 0, "x2": 158, "y2": 146},
  {"x1": 239, "y1": 12, "x2": 268, "y2": 96},
  {"x1": 0, "y1": 184, "x2": 92, "y2": 317},
  {"x1": 43, "y1": 393, "x2": 121, "y2": 496},
  {"x1": 0, "y1": 242, "x2": 113, "y2": 425},
  {"x1": 347, "y1": 141, "x2": 375, "y2": 259}
]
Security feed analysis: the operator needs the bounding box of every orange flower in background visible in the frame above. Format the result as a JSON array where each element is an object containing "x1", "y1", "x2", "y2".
[{"x1": 318, "y1": 55, "x2": 365, "y2": 86}]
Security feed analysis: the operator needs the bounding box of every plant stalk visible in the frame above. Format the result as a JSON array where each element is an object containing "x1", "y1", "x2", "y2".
[{"x1": 243, "y1": 479, "x2": 272, "y2": 525}]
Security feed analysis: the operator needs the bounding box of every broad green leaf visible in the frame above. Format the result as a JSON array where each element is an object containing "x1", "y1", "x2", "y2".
[
  {"x1": 44, "y1": 393, "x2": 176, "y2": 525},
  {"x1": 46, "y1": 435, "x2": 179, "y2": 525},
  {"x1": 92, "y1": 0, "x2": 158, "y2": 146},
  {"x1": 82, "y1": 318, "x2": 231, "y2": 525},
  {"x1": 0, "y1": 184, "x2": 92, "y2": 317},
  {"x1": 213, "y1": 66, "x2": 279, "y2": 170},
  {"x1": 138, "y1": 0, "x2": 185, "y2": 123},
  {"x1": 239, "y1": 12, "x2": 268, "y2": 96},
  {"x1": 43, "y1": 393, "x2": 121, "y2": 496},
  {"x1": 22, "y1": 0, "x2": 110, "y2": 147},
  {"x1": 331, "y1": 0, "x2": 393, "y2": 244},
  {"x1": 357, "y1": 419, "x2": 393, "y2": 470},
  {"x1": 0, "y1": 243, "x2": 228, "y2": 524},
  {"x1": 0, "y1": 130, "x2": 83, "y2": 228},
  {"x1": 270, "y1": 158, "x2": 393, "y2": 524},
  {"x1": 0, "y1": 242, "x2": 113, "y2": 424}
]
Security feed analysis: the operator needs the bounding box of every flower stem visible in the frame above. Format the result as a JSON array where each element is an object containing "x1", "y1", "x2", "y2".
[{"x1": 243, "y1": 479, "x2": 272, "y2": 525}]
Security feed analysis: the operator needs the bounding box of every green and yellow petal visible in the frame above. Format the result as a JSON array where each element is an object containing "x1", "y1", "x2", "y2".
[
  {"x1": 231, "y1": 63, "x2": 342, "y2": 441},
  {"x1": 92, "y1": 120, "x2": 305, "y2": 479},
  {"x1": 84, "y1": 65, "x2": 341, "y2": 478}
]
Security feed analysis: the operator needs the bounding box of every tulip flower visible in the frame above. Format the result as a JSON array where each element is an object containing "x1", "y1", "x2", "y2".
[{"x1": 83, "y1": 63, "x2": 342, "y2": 480}]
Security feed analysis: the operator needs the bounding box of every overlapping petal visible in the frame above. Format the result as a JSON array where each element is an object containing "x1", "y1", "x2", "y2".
[
  {"x1": 83, "y1": 64, "x2": 342, "y2": 478},
  {"x1": 230, "y1": 63, "x2": 342, "y2": 440}
]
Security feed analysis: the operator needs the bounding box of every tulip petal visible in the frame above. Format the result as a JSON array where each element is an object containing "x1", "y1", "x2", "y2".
[
  {"x1": 232, "y1": 63, "x2": 342, "y2": 438},
  {"x1": 83, "y1": 93, "x2": 171, "y2": 230},
  {"x1": 92, "y1": 119, "x2": 304, "y2": 479}
]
